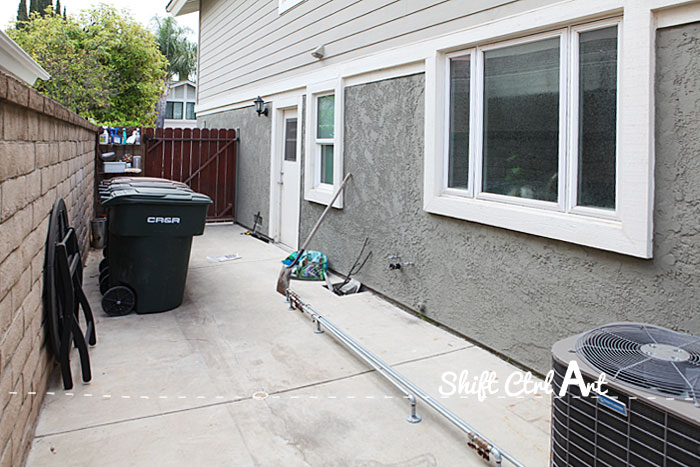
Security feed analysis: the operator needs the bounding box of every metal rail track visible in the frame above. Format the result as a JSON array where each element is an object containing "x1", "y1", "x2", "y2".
[{"x1": 286, "y1": 290, "x2": 525, "y2": 467}]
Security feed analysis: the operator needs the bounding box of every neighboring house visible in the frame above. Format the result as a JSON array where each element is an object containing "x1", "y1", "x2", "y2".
[
  {"x1": 167, "y1": 0, "x2": 700, "y2": 374},
  {"x1": 159, "y1": 80, "x2": 197, "y2": 128}
]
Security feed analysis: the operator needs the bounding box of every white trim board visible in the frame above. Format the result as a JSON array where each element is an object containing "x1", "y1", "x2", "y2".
[
  {"x1": 279, "y1": 0, "x2": 305, "y2": 15},
  {"x1": 196, "y1": 61, "x2": 424, "y2": 117},
  {"x1": 269, "y1": 94, "x2": 304, "y2": 243},
  {"x1": 655, "y1": 1, "x2": 700, "y2": 27},
  {"x1": 166, "y1": 0, "x2": 199, "y2": 16}
]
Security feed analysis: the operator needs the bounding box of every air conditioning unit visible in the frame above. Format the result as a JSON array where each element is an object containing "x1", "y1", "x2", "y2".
[{"x1": 551, "y1": 323, "x2": 700, "y2": 466}]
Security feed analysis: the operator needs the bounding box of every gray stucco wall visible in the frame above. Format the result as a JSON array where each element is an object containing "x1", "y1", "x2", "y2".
[
  {"x1": 299, "y1": 22, "x2": 700, "y2": 374},
  {"x1": 199, "y1": 106, "x2": 271, "y2": 234}
]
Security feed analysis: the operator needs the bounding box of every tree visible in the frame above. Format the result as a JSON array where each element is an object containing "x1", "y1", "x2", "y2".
[
  {"x1": 151, "y1": 15, "x2": 197, "y2": 81},
  {"x1": 16, "y1": 0, "x2": 28, "y2": 24},
  {"x1": 29, "y1": 0, "x2": 51, "y2": 17},
  {"x1": 55, "y1": 0, "x2": 60, "y2": 15},
  {"x1": 28, "y1": 0, "x2": 39, "y2": 15},
  {"x1": 7, "y1": 5, "x2": 168, "y2": 126}
]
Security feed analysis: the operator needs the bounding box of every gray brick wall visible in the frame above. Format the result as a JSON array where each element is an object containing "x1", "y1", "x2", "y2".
[{"x1": 0, "y1": 70, "x2": 97, "y2": 466}]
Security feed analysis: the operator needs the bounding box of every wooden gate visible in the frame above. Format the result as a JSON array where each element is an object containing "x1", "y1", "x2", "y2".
[{"x1": 143, "y1": 128, "x2": 237, "y2": 221}]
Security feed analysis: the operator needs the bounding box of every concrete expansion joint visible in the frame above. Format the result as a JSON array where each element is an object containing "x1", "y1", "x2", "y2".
[{"x1": 190, "y1": 257, "x2": 281, "y2": 270}]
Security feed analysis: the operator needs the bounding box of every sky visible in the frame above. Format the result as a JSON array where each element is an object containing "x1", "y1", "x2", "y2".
[{"x1": 1, "y1": 0, "x2": 199, "y2": 41}]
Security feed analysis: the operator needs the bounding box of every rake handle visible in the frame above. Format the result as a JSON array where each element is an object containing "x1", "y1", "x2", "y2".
[{"x1": 290, "y1": 173, "x2": 351, "y2": 267}]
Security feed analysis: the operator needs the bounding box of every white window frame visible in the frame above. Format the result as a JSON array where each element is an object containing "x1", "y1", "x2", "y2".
[
  {"x1": 425, "y1": 14, "x2": 654, "y2": 258},
  {"x1": 185, "y1": 101, "x2": 196, "y2": 120},
  {"x1": 304, "y1": 79, "x2": 344, "y2": 208},
  {"x1": 165, "y1": 99, "x2": 196, "y2": 121}
]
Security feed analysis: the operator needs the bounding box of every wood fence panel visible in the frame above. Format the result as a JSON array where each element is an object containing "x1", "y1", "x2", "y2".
[{"x1": 144, "y1": 127, "x2": 237, "y2": 221}]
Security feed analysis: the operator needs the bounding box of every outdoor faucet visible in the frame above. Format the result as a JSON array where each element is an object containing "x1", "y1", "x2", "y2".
[{"x1": 388, "y1": 255, "x2": 414, "y2": 271}]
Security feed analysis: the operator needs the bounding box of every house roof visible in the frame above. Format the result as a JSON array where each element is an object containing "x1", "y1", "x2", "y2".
[
  {"x1": 168, "y1": 80, "x2": 197, "y2": 89},
  {"x1": 0, "y1": 30, "x2": 50, "y2": 85},
  {"x1": 166, "y1": 0, "x2": 200, "y2": 16}
]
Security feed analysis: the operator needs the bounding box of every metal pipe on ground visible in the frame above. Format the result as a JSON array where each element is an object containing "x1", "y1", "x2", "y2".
[
  {"x1": 289, "y1": 296, "x2": 421, "y2": 424},
  {"x1": 286, "y1": 289, "x2": 525, "y2": 467}
]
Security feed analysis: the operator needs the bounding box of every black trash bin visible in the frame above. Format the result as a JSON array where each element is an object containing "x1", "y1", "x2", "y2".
[
  {"x1": 100, "y1": 186, "x2": 211, "y2": 316},
  {"x1": 97, "y1": 177, "x2": 194, "y2": 280}
]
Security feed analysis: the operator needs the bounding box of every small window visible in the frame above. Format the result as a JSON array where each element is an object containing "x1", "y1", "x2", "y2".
[
  {"x1": 482, "y1": 37, "x2": 561, "y2": 202},
  {"x1": 172, "y1": 102, "x2": 183, "y2": 119},
  {"x1": 317, "y1": 95, "x2": 334, "y2": 138},
  {"x1": 186, "y1": 102, "x2": 196, "y2": 120},
  {"x1": 166, "y1": 101, "x2": 183, "y2": 119},
  {"x1": 320, "y1": 145, "x2": 333, "y2": 183},
  {"x1": 305, "y1": 80, "x2": 344, "y2": 207},
  {"x1": 577, "y1": 27, "x2": 617, "y2": 209},
  {"x1": 448, "y1": 55, "x2": 471, "y2": 190},
  {"x1": 284, "y1": 117, "x2": 297, "y2": 161},
  {"x1": 315, "y1": 94, "x2": 335, "y2": 186}
]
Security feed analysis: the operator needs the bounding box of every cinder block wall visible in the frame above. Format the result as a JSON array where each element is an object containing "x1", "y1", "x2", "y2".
[{"x1": 0, "y1": 70, "x2": 96, "y2": 465}]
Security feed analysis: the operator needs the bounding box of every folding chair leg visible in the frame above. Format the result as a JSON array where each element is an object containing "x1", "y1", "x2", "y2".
[
  {"x1": 59, "y1": 318, "x2": 74, "y2": 390},
  {"x1": 72, "y1": 318, "x2": 92, "y2": 383},
  {"x1": 74, "y1": 276, "x2": 96, "y2": 346}
]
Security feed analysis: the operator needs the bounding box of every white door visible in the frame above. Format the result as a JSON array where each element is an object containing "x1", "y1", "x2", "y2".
[{"x1": 279, "y1": 109, "x2": 300, "y2": 249}]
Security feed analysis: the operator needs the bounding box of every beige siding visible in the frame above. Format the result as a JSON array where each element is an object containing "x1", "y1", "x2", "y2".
[{"x1": 197, "y1": 0, "x2": 557, "y2": 104}]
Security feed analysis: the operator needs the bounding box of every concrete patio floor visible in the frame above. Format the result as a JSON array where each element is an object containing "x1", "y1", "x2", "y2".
[{"x1": 26, "y1": 223, "x2": 550, "y2": 466}]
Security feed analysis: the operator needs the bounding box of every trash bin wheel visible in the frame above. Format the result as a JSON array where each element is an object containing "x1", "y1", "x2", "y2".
[
  {"x1": 102, "y1": 286, "x2": 135, "y2": 316},
  {"x1": 99, "y1": 274, "x2": 111, "y2": 295},
  {"x1": 99, "y1": 258, "x2": 109, "y2": 273},
  {"x1": 98, "y1": 268, "x2": 110, "y2": 283}
]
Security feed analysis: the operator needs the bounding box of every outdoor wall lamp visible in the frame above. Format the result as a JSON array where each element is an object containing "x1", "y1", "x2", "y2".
[
  {"x1": 311, "y1": 45, "x2": 325, "y2": 59},
  {"x1": 254, "y1": 96, "x2": 268, "y2": 117}
]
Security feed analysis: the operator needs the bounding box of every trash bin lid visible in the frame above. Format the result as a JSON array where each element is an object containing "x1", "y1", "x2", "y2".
[
  {"x1": 99, "y1": 178, "x2": 193, "y2": 200},
  {"x1": 102, "y1": 187, "x2": 212, "y2": 206},
  {"x1": 100, "y1": 182, "x2": 192, "y2": 195},
  {"x1": 100, "y1": 177, "x2": 190, "y2": 190}
]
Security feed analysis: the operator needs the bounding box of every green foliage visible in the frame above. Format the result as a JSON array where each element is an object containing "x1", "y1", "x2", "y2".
[
  {"x1": 9, "y1": 10, "x2": 105, "y2": 118},
  {"x1": 54, "y1": 0, "x2": 60, "y2": 15},
  {"x1": 7, "y1": 5, "x2": 168, "y2": 126},
  {"x1": 151, "y1": 15, "x2": 197, "y2": 81}
]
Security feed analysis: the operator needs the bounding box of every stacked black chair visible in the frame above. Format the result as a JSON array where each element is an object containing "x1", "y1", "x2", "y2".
[{"x1": 43, "y1": 199, "x2": 96, "y2": 389}]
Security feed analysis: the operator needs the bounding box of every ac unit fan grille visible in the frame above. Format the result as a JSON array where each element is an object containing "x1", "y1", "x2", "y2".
[
  {"x1": 574, "y1": 324, "x2": 700, "y2": 403},
  {"x1": 551, "y1": 359, "x2": 700, "y2": 467}
]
